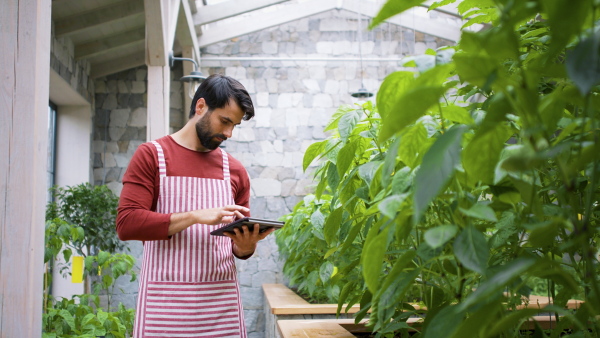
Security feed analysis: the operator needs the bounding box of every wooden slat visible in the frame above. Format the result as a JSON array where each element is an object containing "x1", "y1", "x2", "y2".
[
  {"x1": 75, "y1": 27, "x2": 145, "y2": 60},
  {"x1": 90, "y1": 50, "x2": 146, "y2": 78},
  {"x1": 181, "y1": 45, "x2": 195, "y2": 116},
  {"x1": 278, "y1": 320, "x2": 357, "y2": 338},
  {"x1": 194, "y1": 0, "x2": 290, "y2": 25},
  {"x1": 1, "y1": 0, "x2": 51, "y2": 336},
  {"x1": 54, "y1": 0, "x2": 144, "y2": 38},
  {"x1": 167, "y1": 0, "x2": 181, "y2": 50}
]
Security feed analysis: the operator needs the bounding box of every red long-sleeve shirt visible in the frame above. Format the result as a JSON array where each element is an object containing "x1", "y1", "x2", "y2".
[{"x1": 116, "y1": 135, "x2": 251, "y2": 242}]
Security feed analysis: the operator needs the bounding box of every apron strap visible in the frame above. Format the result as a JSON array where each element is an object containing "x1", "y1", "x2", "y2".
[
  {"x1": 151, "y1": 141, "x2": 167, "y2": 178},
  {"x1": 220, "y1": 148, "x2": 230, "y2": 181}
]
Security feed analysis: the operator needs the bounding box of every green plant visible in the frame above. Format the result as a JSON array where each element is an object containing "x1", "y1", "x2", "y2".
[
  {"x1": 47, "y1": 183, "x2": 124, "y2": 256},
  {"x1": 278, "y1": 0, "x2": 600, "y2": 336}
]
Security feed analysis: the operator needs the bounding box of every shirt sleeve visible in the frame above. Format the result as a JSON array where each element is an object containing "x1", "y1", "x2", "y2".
[{"x1": 116, "y1": 143, "x2": 171, "y2": 241}]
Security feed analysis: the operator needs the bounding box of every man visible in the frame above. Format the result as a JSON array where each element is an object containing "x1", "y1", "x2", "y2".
[{"x1": 117, "y1": 74, "x2": 273, "y2": 338}]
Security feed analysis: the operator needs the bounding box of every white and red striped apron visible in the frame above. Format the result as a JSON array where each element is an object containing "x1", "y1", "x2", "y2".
[{"x1": 133, "y1": 141, "x2": 246, "y2": 338}]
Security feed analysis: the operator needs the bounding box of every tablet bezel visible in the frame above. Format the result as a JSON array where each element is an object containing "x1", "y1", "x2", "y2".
[{"x1": 210, "y1": 217, "x2": 284, "y2": 236}]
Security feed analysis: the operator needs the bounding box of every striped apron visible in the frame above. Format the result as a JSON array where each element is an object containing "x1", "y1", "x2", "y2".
[{"x1": 133, "y1": 141, "x2": 247, "y2": 338}]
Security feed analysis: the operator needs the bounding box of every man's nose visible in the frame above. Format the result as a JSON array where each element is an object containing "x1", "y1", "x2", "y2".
[{"x1": 223, "y1": 126, "x2": 234, "y2": 138}]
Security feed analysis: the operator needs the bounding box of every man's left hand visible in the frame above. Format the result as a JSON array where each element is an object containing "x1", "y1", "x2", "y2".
[{"x1": 224, "y1": 224, "x2": 275, "y2": 258}]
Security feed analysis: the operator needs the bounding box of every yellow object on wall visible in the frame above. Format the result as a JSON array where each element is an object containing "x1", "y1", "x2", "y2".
[{"x1": 72, "y1": 256, "x2": 83, "y2": 283}]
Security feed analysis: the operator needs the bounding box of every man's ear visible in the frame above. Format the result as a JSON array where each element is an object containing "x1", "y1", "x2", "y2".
[{"x1": 194, "y1": 98, "x2": 207, "y2": 117}]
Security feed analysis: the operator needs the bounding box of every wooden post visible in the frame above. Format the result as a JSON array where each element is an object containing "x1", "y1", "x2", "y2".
[
  {"x1": 145, "y1": 0, "x2": 171, "y2": 141},
  {"x1": 182, "y1": 45, "x2": 195, "y2": 120},
  {"x1": 0, "y1": 0, "x2": 51, "y2": 336}
]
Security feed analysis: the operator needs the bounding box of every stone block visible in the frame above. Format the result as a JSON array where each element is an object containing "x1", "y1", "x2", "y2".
[
  {"x1": 262, "y1": 41, "x2": 278, "y2": 54},
  {"x1": 94, "y1": 80, "x2": 107, "y2": 93},
  {"x1": 253, "y1": 107, "x2": 271, "y2": 128},
  {"x1": 256, "y1": 92, "x2": 269, "y2": 107},
  {"x1": 332, "y1": 40, "x2": 352, "y2": 55},
  {"x1": 117, "y1": 80, "x2": 129, "y2": 93},
  {"x1": 280, "y1": 179, "x2": 296, "y2": 197},
  {"x1": 101, "y1": 153, "x2": 117, "y2": 167},
  {"x1": 135, "y1": 68, "x2": 147, "y2": 81},
  {"x1": 277, "y1": 93, "x2": 293, "y2": 108},
  {"x1": 234, "y1": 127, "x2": 256, "y2": 142},
  {"x1": 251, "y1": 270, "x2": 277, "y2": 288},
  {"x1": 294, "y1": 178, "x2": 316, "y2": 195},
  {"x1": 282, "y1": 152, "x2": 303, "y2": 168},
  {"x1": 315, "y1": 41, "x2": 333, "y2": 54},
  {"x1": 102, "y1": 94, "x2": 118, "y2": 110},
  {"x1": 106, "y1": 181, "x2": 123, "y2": 196},
  {"x1": 240, "y1": 286, "x2": 263, "y2": 310},
  {"x1": 267, "y1": 78, "x2": 278, "y2": 93},
  {"x1": 324, "y1": 80, "x2": 340, "y2": 95},
  {"x1": 313, "y1": 93, "x2": 333, "y2": 108},
  {"x1": 113, "y1": 153, "x2": 131, "y2": 168},
  {"x1": 251, "y1": 178, "x2": 282, "y2": 197},
  {"x1": 308, "y1": 66, "x2": 326, "y2": 80},
  {"x1": 109, "y1": 109, "x2": 130, "y2": 128},
  {"x1": 108, "y1": 127, "x2": 126, "y2": 141},
  {"x1": 415, "y1": 42, "x2": 428, "y2": 54},
  {"x1": 129, "y1": 108, "x2": 147, "y2": 127}
]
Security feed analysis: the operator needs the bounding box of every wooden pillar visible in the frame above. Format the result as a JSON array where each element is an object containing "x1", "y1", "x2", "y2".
[
  {"x1": 145, "y1": 0, "x2": 171, "y2": 141},
  {"x1": 0, "y1": 0, "x2": 51, "y2": 336},
  {"x1": 182, "y1": 45, "x2": 195, "y2": 120}
]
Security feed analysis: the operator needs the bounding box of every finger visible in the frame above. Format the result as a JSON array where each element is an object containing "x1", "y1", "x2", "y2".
[
  {"x1": 233, "y1": 210, "x2": 245, "y2": 220},
  {"x1": 260, "y1": 228, "x2": 276, "y2": 239},
  {"x1": 241, "y1": 225, "x2": 249, "y2": 236}
]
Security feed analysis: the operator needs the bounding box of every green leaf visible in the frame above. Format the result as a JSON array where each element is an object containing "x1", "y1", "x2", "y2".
[
  {"x1": 391, "y1": 167, "x2": 413, "y2": 193},
  {"x1": 379, "y1": 66, "x2": 451, "y2": 141},
  {"x1": 453, "y1": 225, "x2": 489, "y2": 275},
  {"x1": 414, "y1": 125, "x2": 467, "y2": 223},
  {"x1": 454, "y1": 54, "x2": 498, "y2": 88},
  {"x1": 358, "y1": 161, "x2": 382, "y2": 186},
  {"x1": 429, "y1": 0, "x2": 457, "y2": 11},
  {"x1": 462, "y1": 123, "x2": 513, "y2": 185},
  {"x1": 310, "y1": 209, "x2": 325, "y2": 228},
  {"x1": 398, "y1": 123, "x2": 428, "y2": 169},
  {"x1": 97, "y1": 251, "x2": 110, "y2": 266},
  {"x1": 324, "y1": 207, "x2": 343, "y2": 245},
  {"x1": 59, "y1": 309, "x2": 76, "y2": 331},
  {"x1": 337, "y1": 140, "x2": 358, "y2": 178},
  {"x1": 319, "y1": 262, "x2": 334, "y2": 283},
  {"x1": 423, "y1": 304, "x2": 464, "y2": 338},
  {"x1": 459, "y1": 203, "x2": 497, "y2": 222},
  {"x1": 457, "y1": 257, "x2": 537, "y2": 312},
  {"x1": 378, "y1": 193, "x2": 409, "y2": 219},
  {"x1": 370, "y1": 0, "x2": 427, "y2": 28},
  {"x1": 361, "y1": 222, "x2": 391, "y2": 293},
  {"x1": 441, "y1": 104, "x2": 473, "y2": 124},
  {"x1": 338, "y1": 109, "x2": 362, "y2": 142},
  {"x1": 566, "y1": 33, "x2": 600, "y2": 95},
  {"x1": 424, "y1": 225, "x2": 458, "y2": 249},
  {"x1": 377, "y1": 71, "x2": 415, "y2": 120},
  {"x1": 302, "y1": 140, "x2": 327, "y2": 172},
  {"x1": 382, "y1": 137, "x2": 400, "y2": 186}
]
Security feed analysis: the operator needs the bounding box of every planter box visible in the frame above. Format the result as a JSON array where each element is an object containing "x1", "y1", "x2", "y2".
[
  {"x1": 263, "y1": 284, "x2": 585, "y2": 338},
  {"x1": 262, "y1": 284, "x2": 363, "y2": 338}
]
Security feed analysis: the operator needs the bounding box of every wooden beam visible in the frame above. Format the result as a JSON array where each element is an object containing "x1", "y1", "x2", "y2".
[
  {"x1": 1, "y1": 0, "x2": 51, "y2": 336},
  {"x1": 54, "y1": 1, "x2": 144, "y2": 38},
  {"x1": 194, "y1": 0, "x2": 290, "y2": 25},
  {"x1": 198, "y1": 0, "x2": 337, "y2": 48},
  {"x1": 168, "y1": 0, "x2": 181, "y2": 50},
  {"x1": 90, "y1": 50, "x2": 146, "y2": 78},
  {"x1": 176, "y1": 0, "x2": 200, "y2": 57},
  {"x1": 74, "y1": 27, "x2": 145, "y2": 60},
  {"x1": 147, "y1": 66, "x2": 170, "y2": 140},
  {"x1": 187, "y1": 0, "x2": 197, "y2": 15},
  {"x1": 145, "y1": 0, "x2": 168, "y2": 66},
  {"x1": 182, "y1": 45, "x2": 194, "y2": 119},
  {"x1": 342, "y1": 0, "x2": 462, "y2": 41}
]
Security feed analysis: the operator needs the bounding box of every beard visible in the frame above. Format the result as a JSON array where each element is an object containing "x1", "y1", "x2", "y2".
[{"x1": 195, "y1": 112, "x2": 227, "y2": 150}]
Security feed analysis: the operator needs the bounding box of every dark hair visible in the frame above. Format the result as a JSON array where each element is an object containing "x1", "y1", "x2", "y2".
[{"x1": 189, "y1": 74, "x2": 255, "y2": 120}]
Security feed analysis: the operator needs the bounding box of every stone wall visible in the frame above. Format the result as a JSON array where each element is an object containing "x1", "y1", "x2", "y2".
[{"x1": 91, "y1": 8, "x2": 453, "y2": 338}]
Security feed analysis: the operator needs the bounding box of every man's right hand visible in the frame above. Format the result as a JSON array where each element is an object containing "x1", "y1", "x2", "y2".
[{"x1": 168, "y1": 205, "x2": 249, "y2": 236}]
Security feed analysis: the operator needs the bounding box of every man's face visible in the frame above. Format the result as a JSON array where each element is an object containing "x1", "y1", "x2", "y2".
[{"x1": 194, "y1": 99, "x2": 244, "y2": 151}]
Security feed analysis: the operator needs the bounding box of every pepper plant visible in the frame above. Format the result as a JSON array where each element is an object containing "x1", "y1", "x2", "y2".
[{"x1": 278, "y1": 0, "x2": 600, "y2": 336}]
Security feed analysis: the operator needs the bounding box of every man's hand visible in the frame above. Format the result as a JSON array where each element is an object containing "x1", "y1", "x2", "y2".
[
  {"x1": 168, "y1": 205, "x2": 248, "y2": 236},
  {"x1": 223, "y1": 224, "x2": 275, "y2": 258}
]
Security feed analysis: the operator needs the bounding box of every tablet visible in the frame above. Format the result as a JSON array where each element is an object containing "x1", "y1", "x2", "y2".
[{"x1": 210, "y1": 217, "x2": 285, "y2": 236}]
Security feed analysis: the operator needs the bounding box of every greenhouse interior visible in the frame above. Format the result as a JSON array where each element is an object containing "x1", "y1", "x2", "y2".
[{"x1": 2, "y1": 0, "x2": 600, "y2": 337}]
